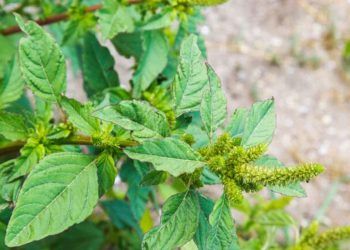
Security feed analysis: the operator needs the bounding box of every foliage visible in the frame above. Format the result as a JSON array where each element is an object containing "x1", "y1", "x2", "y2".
[{"x1": 0, "y1": 0, "x2": 346, "y2": 249}]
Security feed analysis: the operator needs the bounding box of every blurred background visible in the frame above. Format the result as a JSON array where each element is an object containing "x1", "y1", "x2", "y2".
[{"x1": 201, "y1": 0, "x2": 350, "y2": 226}]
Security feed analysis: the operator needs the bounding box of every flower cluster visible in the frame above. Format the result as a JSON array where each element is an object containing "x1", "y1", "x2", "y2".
[
  {"x1": 199, "y1": 133, "x2": 324, "y2": 204},
  {"x1": 291, "y1": 221, "x2": 350, "y2": 250}
]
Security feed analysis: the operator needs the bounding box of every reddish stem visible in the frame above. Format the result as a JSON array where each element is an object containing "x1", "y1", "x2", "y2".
[{"x1": 1, "y1": 0, "x2": 141, "y2": 36}]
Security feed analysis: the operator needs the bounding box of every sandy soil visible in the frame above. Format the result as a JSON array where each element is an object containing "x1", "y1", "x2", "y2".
[{"x1": 203, "y1": 0, "x2": 350, "y2": 226}]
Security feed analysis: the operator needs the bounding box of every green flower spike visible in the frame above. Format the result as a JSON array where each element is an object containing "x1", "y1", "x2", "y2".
[
  {"x1": 222, "y1": 177, "x2": 243, "y2": 204},
  {"x1": 234, "y1": 163, "x2": 325, "y2": 187},
  {"x1": 292, "y1": 222, "x2": 350, "y2": 250},
  {"x1": 226, "y1": 143, "x2": 267, "y2": 167}
]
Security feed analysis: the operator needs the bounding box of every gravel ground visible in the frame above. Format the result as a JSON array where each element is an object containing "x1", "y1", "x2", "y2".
[{"x1": 203, "y1": 0, "x2": 350, "y2": 226}]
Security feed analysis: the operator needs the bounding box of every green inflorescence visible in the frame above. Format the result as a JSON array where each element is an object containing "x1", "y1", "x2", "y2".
[
  {"x1": 199, "y1": 133, "x2": 324, "y2": 204},
  {"x1": 291, "y1": 221, "x2": 350, "y2": 250},
  {"x1": 222, "y1": 177, "x2": 243, "y2": 204},
  {"x1": 234, "y1": 163, "x2": 324, "y2": 187},
  {"x1": 180, "y1": 133, "x2": 195, "y2": 146}
]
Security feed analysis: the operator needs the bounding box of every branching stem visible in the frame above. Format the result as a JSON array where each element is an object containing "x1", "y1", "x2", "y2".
[
  {"x1": 0, "y1": 0, "x2": 141, "y2": 36},
  {"x1": 0, "y1": 135, "x2": 137, "y2": 157}
]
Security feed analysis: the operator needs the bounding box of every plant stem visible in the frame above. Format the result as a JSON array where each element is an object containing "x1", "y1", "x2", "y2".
[
  {"x1": 1, "y1": 5, "x2": 100, "y2": 36},
  {"x1": 0, "y1": 135, "x2": 137, "y2": 157},
  {"x1": 0, "y1": 0, "x2": 142, "y2": 36}
]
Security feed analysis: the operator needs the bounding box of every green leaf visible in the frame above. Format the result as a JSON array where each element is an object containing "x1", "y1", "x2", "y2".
[
  {"x1": 140, "y1": 170, "x2": 167, "y2": 187},
  {"x1": 256, "y1": 210, "x2": 295, "y2": 227},
  {"x1": 194, "y1": 194, "x2": 214, "y2": 250},
  {"x1": 52, "y1": 221, "x2": 104, "y2": 250},
  {"x1": 0, "y1": 160, "x2": 21, "y2": 203},
  {"x1": 0, "y1": 111, "x2": 28, "y2": 141},
  {"x1": 101, "y1": 199, "x2": 141, "y2": 233},
  {"x1": 15, "y1": 14, "x2": 66, "y2": 101},
  {"x1": 0, "y1": 222, "x2": 8, "y2": 250},
  {"x1": 200, "y1": 64, "x2": 227, "y2": 139},
  {"x1": 207, "y1": 195, "x2": 239, "y2": 250},
  {"x1": 112, "y1": 32, "x2": 143, "y2": 61},
  {"x1": 61, "y1": 97, "x2": 100, "y2": 135},
  {"x1": 97, "y1": 0, "x2": 134, "y2": 39},
  {"x1": 93, "y1": 100, "x2": 169, "y2": 141},
  {"x1": 10, "y1": 144, "x2": 46, "y2": 181},
  {"x1": 132, "y1": 31, "x2": 168, "y2": 97},
  {"x1": 0, "y1": 56, "x2": 25, "y2": 109},
  {"x1": 124, "y1": 138, "x2": 205, "y2": 177},
  {"x1": 82, "y1": 33, "x2": 120, "y2": 97},
  {"x1": 120, "y1": 160, "x2": 151, "y2": 221},
  {"x1": 0, "y1": 35, "x2": 16, "y2": 79},
  {"x1": 140, "y1": 11, "x2": 173, "y2": 31},
  {"x1": 241, "y1": 99, "x2": 275, "y2": 147},
  {"x1": 142, "y1": 191, "x2": 200, "y2": 249},
  {"x1": 255, "y1": 155, "x2": 306, "y2": 197},
  {"x1": 201, "y1": 167, "x2": 221, "y2": 185},
  {"x1": 5, "y1": 152, "x2": 99, "y2": 247},
  {"x1": 96, "y1": 152, "x2": 117, "y2": 196},
  {"x1": 172, "y1": 34, "x2": 208, "y2": 116},
  {"x1": 225, "y1": 108, "x2": 248, "y2": 138}
]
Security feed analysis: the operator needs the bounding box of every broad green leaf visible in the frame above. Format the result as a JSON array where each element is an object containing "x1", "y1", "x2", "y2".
[
  {"x1": 255, "y1": 155, "x2": 306, "y2": 197},
  {"x1": 256, "y1": 210, "x2": 295, "y2": 227},
  {"x1": 241, "y1": 99, "x2": 275, "y2": 147},
  {"x1": 5, "y1": 152, "x2": 99, "y2": 247},
  {"x1": 173, "y1": 34, "x2": 208, "y2": 116},
  {"x1": 124, "y1": 138, "x2": 205, "y2": 177},
  {"x1": 225, "y1": 108, "x2": 248, "y2": 138},
  {"x1": 0, "y1": 56, "x2": 25, "y2": 109},
  {"x1": 132, "y1": 31, "x2": 168, "y2": 97},
  {"x1": 140, "y1": 170, "x2": 167, "y2": 187},
  {"x1": 142, "y1": 191, "x2": 200, "y2": 250},
  {"x1": 112, "y1": 32, "x2": 143, "y2": 61},
  {"x1": 0, "y1": 111, "x2": 28, "y2": 141},
  {"x1": 140, "y1": 11, "x2": 173, "y2": 31},
  {"x1": 97, "y1": 0, "x2": 134, "y2": 39},
  {"x1": 82, "y1": 33, "x2": 120, "y2": 97},
  {"x1": 200, "y1": 65, "x2": 227, "y2": 139},
  {"x1": 93, "y1": 100, "x2": 169, "y2": 141},
  {"x1": 96, "y1": 152, "x2": 117, "y2": 196},
  {"x1": 1, "y1": 179, "x2": 21, "y2": 204},
  {"x1": 0, "y1": 160, "x2": 19, "y2": 203},
  {"x1": 61, "y1": 97, "x2": 100, "y2": 135},
  {"x1": 0, "y1": 222, "x2": 8, "y2": 250},
  {"x1": 207, "y1": 195, "x2": 239, "y2": 250},
  {"x1": 0, "y1": 35, "x2": 16, "y2": 79},
  {"x1": 101, "y1": 199, "x2": 141, "y2": 233},
  {"x1": 119, "y1": 160, "x2": 151, "y2": 221},
  {"x1": 15, "y1": 14, "x2": 66, "y2": 101},
  {"x1": 10, "y1": 144, "x2": 46, "y2": 181},
  {"x1": 52, "y1": 221, "x2": 104, "y2": 250},
  {"x1": 194, "y1": 194, "x2": 214, "y2": 250}
]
